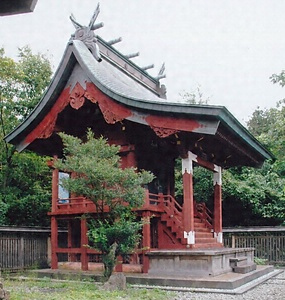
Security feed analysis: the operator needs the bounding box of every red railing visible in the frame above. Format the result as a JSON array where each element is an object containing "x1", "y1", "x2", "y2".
[
  {"x1": 54, "y1": 197, "x2": 96, "y2": 213},
  {"x1": 53, "y1": 192, "x2": 213, "y2": 232}
]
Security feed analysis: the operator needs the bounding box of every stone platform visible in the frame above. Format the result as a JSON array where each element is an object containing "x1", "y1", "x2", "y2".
[
  {"x1": 28, "y1": 265, "x2": 281, "y2": 294},
  {"x1": 147, "y1": 248, "x2": 256, "y2": 277},
  {"x1": 24, "y1": 247, "x2": 281, "y2": 294}
]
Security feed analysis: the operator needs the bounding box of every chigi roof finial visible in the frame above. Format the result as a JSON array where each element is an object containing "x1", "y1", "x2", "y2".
[
  {"x1": 70, "y1": 3, "x2": 104, "y2": 62},
  {"x1": 156, "y1": 62, "x2": 166, "y2": 80}
]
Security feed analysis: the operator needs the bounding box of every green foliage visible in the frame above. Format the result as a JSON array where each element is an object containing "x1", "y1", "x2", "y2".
[
  {"x1": 247, "y1": 100, "x2": 285, "y2": 170},
  {"x1": 221, "y1": 97, "x2": 285, "y2": 226},
  {"x1": 254, "y1": 257, "x2": 268, "y2": 265},
  {"x1": 88, "y1": 216, "x2": 142, "y2": 279},
  {"x1": 55, "y1": 130, "x2": 154, "y2": 280},
  {"x1": 0, "y1": 47, "x2": 52, "y2": 226},
  {"x1": 0, "y1": 197, "x2": 8, "y2": 225},
  {"x1": 222, "y1": 165, "x2": 285, "y2": 226},
  {"x1": 180, "y1": 85, "x2": 210, "y2": 104},
  {"x1": 2, "y1": 151, "x2": 51, "y2": 226}
]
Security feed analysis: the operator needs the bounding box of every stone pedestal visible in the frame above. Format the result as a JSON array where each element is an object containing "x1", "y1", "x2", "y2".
[{"x1": 147, "y1": 248, "x2": 255, "y2": 277}]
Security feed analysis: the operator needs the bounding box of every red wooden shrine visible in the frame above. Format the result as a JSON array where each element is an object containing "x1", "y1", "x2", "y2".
[{"x1": 5, "y1": 5, "x2": 273, "y2": 273}]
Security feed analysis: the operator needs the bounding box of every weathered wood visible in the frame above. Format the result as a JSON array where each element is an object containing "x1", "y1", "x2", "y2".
[
  {"x1": 0, "y1": 233, "x2": 48, "y2": 271},
  {"x1": 224, "y1": 229, "x2": 285, "y2": 265}
]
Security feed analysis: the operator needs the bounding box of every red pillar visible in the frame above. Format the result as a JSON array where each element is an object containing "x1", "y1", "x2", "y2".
[
  {"x1": 51, "y1": 216, "x2": 58, "y2": 269},
  {"x1": 81, "y1": 217, "x2": 89, "y2": 271},
  {"x1": 115, "y1": 255, "x2": 123, "y2": 272},
  {"x1": 182, "y1": 152, "x2": 195, "y2": 246},
  {"x1": 213, "y1": 166, "x2": 223, "y2": 244},
  {"x1": 142, "y1": 211, "x2": 151, "y2": 273},
  {"x1": 51, "y1": 168, "x2": 59, "y2": 213},
  {"x1": 68, "y1": 220, "x2": 76, "y2": 262}
]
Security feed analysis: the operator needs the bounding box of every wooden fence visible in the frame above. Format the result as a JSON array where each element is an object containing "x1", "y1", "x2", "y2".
[
  {"x1": 223, "y1": 227, "x2": 285, "y2": 265},
  {"x1": 0, "y1": 227, "x2": 50, "y2": 271},
  {"x1": 1, "y1": 226, "x2": 285, "y2": 270}
]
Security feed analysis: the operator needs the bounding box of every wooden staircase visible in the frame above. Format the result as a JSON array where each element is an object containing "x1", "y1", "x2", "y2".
[
  {"x1": 193, "y1": 216, "x2": 222, "y2": 249},
  {"x1": 159, "y1": 195, "x2": 222, "y2": 249}
]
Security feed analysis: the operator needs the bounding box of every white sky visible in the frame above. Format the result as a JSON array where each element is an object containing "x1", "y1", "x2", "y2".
[{"x1": 1, "y1": 0, "x2": 285, "y2": 124}]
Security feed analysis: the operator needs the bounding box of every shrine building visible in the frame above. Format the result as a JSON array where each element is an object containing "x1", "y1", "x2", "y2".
[{"x1": 5, "y1": 5, "x2": 273, "y2": 275}]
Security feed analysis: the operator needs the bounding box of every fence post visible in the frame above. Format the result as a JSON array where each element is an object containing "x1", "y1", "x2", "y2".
[
  {"x1": 231, "y1": 234, "x2": 235, "y2": 248},
  {"x1": 20, "y1": 236, "x2": 24, "y2": 269}
]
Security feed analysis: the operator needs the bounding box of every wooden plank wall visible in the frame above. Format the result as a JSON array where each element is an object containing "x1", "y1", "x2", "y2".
[{"x1": 0, "y1": 230, "x2": 48, "y2": 271}]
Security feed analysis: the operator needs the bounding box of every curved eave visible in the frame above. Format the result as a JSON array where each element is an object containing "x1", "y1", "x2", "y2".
[
  {"x1": 5, "y1": 40, "x2": 273, "y2": 164},
  {"x1": 5, "y1": 43, "x2": 77, "y2": 150}
]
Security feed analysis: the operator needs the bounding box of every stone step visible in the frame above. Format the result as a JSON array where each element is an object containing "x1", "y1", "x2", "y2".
[
  {"x1": 229, "y1": 256, "x2": 248, "y2": 267},
  {"x1": 233, "y1": 263, "x2": 257, "y2": 274}
]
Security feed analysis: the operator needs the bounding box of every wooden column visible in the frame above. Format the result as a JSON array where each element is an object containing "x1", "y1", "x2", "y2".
[
  {"x1": 51, "y1": 216, "x2": 58, "y2": 269},
  {"x1": 142, "y1": 211, "x2": 151, "y2": 273},
  {"x1": 51, "y1": 167, "x2": 59, "y2": 213},
  {"x1": 213, "y1": 166, "x2": 223, "y2": 244},
  {"x1": 81, "y1": 217, "x2": 89, "y2": 271},
  {"x1": 182, "y1": 151, "x2": 196, "y2": 246},
  {"x1": 68, "y1": 220, "x2": 76, "y2": 262}
]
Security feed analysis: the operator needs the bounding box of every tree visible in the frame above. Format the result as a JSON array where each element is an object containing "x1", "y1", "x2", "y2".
[
  {"x1": 222, "y1": 164, "x2": 285, "y2": 226},
  {"x1": 55, "y1": 130, "x2": 154, "y2": 280},
  {"x1": 0, "y1": 46, "x2": 52, "y2": 226},
  {"x1": 221, "y1": 92, "x2": 285, "y2": 226},
  {"x1": 180, "y1": 85, "x2": 210, "y2": 105}
]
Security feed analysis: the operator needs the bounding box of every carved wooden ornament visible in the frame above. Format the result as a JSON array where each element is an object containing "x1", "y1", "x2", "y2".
[
  {"x1": 70, "y1": 82, "x2": 85, "y2": 110},
  {"x1": 150, "y1": 126, "x2": 178, "y2": 138}
]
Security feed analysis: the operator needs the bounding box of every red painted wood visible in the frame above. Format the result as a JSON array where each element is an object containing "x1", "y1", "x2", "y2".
[
  {"x1": 146, "y1": 114, "x2": 201, "y2": 133},
  {"x1": 115, "y1": 255, "x2": 123, "y2": 272},
  {"x1": 81, "y1": 217, "x2": 89, "y2": 271},
  {"x1": 142, "y1": 211, "x2": 151, "y2": 273},
  {"x1": 196, "y1": 156, "x2": 217, "y2": 172},
  {"x1": 214, "y1": 183, "x2": 222, "y2": 234},
  {"x1": 51, "y1": 167, "x2": 59, "y2": 213},
  {"x1": 70, "y1": 82, "x2": 85, "y2": 110},
  {"x1": 51, "y1": 216, "x2": 58, "y2": 269},
  {"x1": 85, "y1": 82, "x2": 132, "y2": 123},
  {"x1": 24, "y1": 87, "x2": 71, "y2": 145},
  {"x1": 182, "y1": 172, "x2": 194, "y2": 233}
]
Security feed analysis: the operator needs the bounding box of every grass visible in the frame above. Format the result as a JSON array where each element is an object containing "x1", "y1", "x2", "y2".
[{"x1": 3, "y1": 277, "x2": 175, "y2": 300}]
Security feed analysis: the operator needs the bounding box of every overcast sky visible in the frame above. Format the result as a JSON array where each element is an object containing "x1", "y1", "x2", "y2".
[{"x1": 1, "y1": 0, "x2": 285, "y2": 124}]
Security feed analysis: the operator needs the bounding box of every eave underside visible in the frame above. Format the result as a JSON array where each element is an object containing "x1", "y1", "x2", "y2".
[{"x1": 25, "y1": 87, "x2": 265, "y2": 169}]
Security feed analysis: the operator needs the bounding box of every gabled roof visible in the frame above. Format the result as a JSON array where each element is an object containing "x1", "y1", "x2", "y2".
[{"x1": 4, "y1": 9, "x2": 274, "y2": 169}]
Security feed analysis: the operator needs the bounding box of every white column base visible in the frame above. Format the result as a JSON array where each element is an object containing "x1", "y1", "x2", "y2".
[
  {"x1": 214, "y1": 232, "x2": 223, "y2": 243},
  {"x1": 184, "y1": 231, "x2": 195, "y2": 245}
]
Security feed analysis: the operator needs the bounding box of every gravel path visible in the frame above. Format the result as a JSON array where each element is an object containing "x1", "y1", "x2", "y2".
[{"x1": 171, "y1": 269, "x2": 285, "y2": 300}]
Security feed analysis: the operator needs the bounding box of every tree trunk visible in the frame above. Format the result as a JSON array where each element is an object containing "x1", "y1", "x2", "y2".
[{"x1": 102, "y1": 241, "x2": 118, "y2": 280}]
